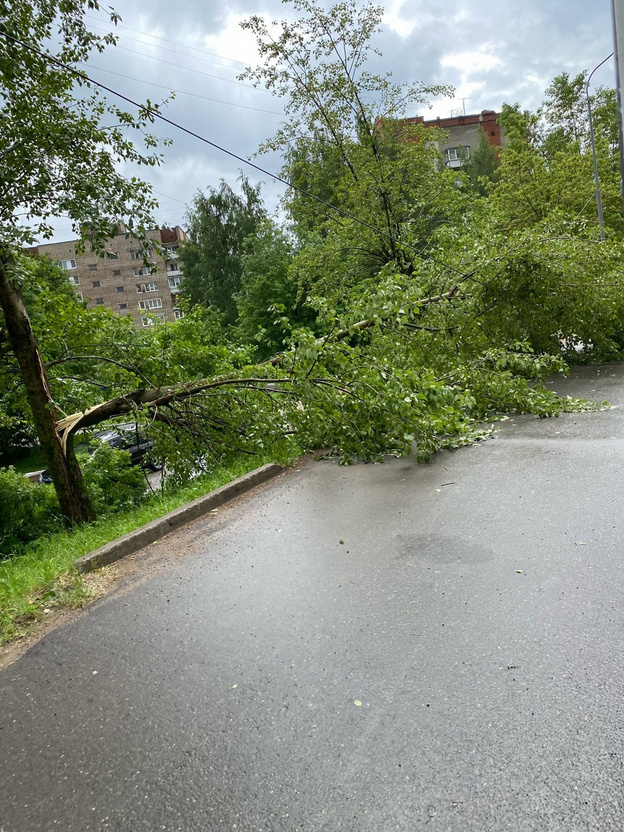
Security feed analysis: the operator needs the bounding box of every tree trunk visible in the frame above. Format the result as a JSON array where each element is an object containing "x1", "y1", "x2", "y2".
[{"x1": 0, "y1": 256, "x2": 95, "y2": 524}]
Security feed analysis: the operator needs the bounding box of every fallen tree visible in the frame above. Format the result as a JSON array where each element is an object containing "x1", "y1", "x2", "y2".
[{"x1": 55, "y1": 284, "x2": 465, "y2": 441}]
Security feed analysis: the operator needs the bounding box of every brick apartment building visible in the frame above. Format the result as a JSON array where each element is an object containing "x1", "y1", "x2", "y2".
[
  {"x1": 400, "y1": 109, "x2": 504, "y2": 168},
  {"x1": 29, "y1": 224, "x2": 188, "y2": 327}
]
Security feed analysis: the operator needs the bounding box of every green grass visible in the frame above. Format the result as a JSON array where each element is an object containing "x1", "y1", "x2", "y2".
[
  {"x1": 7, "y1": 448, "x2": 48, "y2": 475},
  {"x1": 0, "y1": 453, "x2": 292, "y2": 647}
]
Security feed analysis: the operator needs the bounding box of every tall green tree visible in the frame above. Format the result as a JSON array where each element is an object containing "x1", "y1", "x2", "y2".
[
  {"x1": 490, "y1": 75, "x2": 621, "y2": 236},
  {"x1": 0, "y1": 0, "x2": 165, "y2": 523},
  {"x1": 180, "y1": 178, "x2": 266, "y2": 324},
  {"x1": 461, "y1": 127, "x2": 500, "y2": 196},
  {"x1": 541, "y1": 71, "x2": 589, "y2": 151},
  {"x1": 236, "y1": 220, "x2": 316, "y2": 356},
  {"x1": 240, "y1": 0, "x2": 457, "y2": 280}
]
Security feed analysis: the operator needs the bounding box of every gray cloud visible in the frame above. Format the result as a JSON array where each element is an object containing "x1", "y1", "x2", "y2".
[{"x1": 44, "y1": 0, "x2": 616, "y2": 239}]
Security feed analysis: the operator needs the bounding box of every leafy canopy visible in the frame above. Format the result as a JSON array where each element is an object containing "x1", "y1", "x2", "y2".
[
  {"x1": 0, "y1": 0, "x2": 167, "y2": 250},
  {"x1": 180, "y1": 178, "x2": 266, "y2": 324}
]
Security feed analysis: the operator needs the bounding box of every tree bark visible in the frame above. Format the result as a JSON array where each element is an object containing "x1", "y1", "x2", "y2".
[{"x1": 0, "y1": 256, "x2": 94, "y2": 524}]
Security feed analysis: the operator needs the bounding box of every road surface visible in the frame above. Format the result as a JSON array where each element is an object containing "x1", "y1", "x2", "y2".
[{"x1": 1, "y1": 364, "x2": 624, "y2": 831}]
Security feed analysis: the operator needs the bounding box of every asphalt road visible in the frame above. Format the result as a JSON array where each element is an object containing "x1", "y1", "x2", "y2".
[{"x1": 2, "y1": 364, "x2": 624, "y2": 832}]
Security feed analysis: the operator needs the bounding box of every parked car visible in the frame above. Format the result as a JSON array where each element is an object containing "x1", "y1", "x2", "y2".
[{"x1": 39, "y1": 424, "x2": 160, "y2": 484}]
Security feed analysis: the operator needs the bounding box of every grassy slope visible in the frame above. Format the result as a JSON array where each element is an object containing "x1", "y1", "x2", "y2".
[
  {"x1": 7, "y1": 448, "x2": 48, "y2": 474},
  {"x1": 0, "y1": 455, "x2": 284, "y2": 646}
]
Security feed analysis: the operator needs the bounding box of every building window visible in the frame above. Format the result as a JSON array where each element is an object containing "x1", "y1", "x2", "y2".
[
  {"x1": 116, "y1": 286, "x2": 125, "y2": 293},
  {"x1": 133, "y1": 267, "x2": 149, "y2": 277},
  {"x1": 444, "y1": 146, "x2": 470, "y2": 167},
  {"x1": 166, "y1": 263, "x2": 179, "y2": 272},
  {"x1": 59, "y1": 259, "x2": 76, "y2": 270},
  {"x1": 173, "y1": 308, "x2": 184, "y2": 320},
  {"x1": 76, "y1": 292, "x2": 83, "y2": 302},
  {"x1": 139, "y1": 298, "x2": 162, "y2": 310},
  {"x1": 168, "y1": 276, "x2": 181, "y2": 289},
  {"x1": 164, "y1": 245, "x2": 179, "y2": 259},
  {"x1": 88, "y1": 264, "x2": 98, "y2": 271},
  {"x1": 95, "y1": 297, "x2": 104, "y2": 305},
  {"x1": 119, "y1": 303, "x2": 128, "y2": 310},
  {"x1": 106, "y1": 251, "x2": 118, "y2": 259},
  {"x1": 130, "y1": 250, "x2": 142, "y2": 260},
  {"x1": 92, "y1": 280, "x2": 101, "y2": 288},
  {"x1": 113, "y1": 269, "x2": 122, "y2": 276},
  {"x1": 136, "y1": 281, "x2": 158, "y2": 293},
  {"x1": 68, "y1": 275, "x2": 80, "y2": 286},
  {"x1": 141, "y1": 314, "x2": 165, "y2": 327}
]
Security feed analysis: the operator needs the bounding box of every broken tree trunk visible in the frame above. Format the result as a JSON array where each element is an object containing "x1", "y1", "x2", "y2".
[{"x1": 0, "y1": 255, "x2": 95, "y2": 523}]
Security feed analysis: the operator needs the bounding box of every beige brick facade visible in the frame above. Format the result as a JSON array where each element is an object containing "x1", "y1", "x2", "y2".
[
  {"x1": 400, "y1": 110, "x2": 505, "y2": 170},
  {"x1": 30, "y1": 225, "x2": 187, "y2": 327}
]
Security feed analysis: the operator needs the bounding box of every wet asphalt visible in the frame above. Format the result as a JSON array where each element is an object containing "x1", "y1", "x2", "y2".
[{"x1": 2, "y1": 364, "x2": 624, "y2": 831}]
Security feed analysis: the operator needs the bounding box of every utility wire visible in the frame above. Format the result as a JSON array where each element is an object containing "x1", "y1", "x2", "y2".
[
  {"x1": 83, "y1": 13, "x2": 249, "y2": 68},
  {"x1": 85, "y1": 62, "x2": 285, "y2": 115},
  {"x1": 85, "y1": 19, "x2": 250, "y2": 73},
  {"x1": 86, "y1": 16, "x2": 380, "y2": 106},
  {"x1": 151, "y1": 189, "x2": 197, "y2": 206},
  {"x1": 1, "y1": 29, "x2": 471, "y2": 279},
  {"x1": 109, "y1": 43, "x2": 262, "y2": 90}
]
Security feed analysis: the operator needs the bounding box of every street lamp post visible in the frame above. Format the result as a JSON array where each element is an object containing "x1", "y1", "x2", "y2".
[
  {"x1": 611, "y1": 0, "x2": 624, "y2": 216},
  {"x1": 586, "y1": 53, "x2": 613, "y2": 241}
]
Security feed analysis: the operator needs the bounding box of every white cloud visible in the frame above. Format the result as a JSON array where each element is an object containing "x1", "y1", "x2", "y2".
[
  {"x1": 441, "y1": 50, "x2": 501, "y2": 75},
  {"x1": 383, "y1": 0, "x2": 418, "y2": 39},
  {"x1": 200, "y1": 11, "x2": 264, "y2": 70}
]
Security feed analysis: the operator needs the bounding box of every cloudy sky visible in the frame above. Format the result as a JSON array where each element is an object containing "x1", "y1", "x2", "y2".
[{"x1": 46, "y1": 0, "x2": 615, "y2": 241}]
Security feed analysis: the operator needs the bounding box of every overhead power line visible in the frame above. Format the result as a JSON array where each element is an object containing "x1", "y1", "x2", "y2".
[
  {"x1": 85, "y1": 19, "x2": 250, "y2": 73},
  {"x1": 108, "y1": 43, "x2": 261, "y2": 91},
  {"x1": 85, "y1": 16, "x2": 381, "y2": 107},
  {"x1": 83, "y1": 14, "x2": 249, "y2": 68},
  {"x1": 151, "y1": 189, "x2": 197, "y2": 206},
  {"x1": 86, "y1": 62, "x2": 285, "y2": 115},
  {"x1": 1, "y1": 30, "x2": 471, "y2": 279}
]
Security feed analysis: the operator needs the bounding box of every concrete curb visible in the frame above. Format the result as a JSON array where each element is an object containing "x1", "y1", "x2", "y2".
[{"x1": 74, "y1": 463, "x2": 285, "y2": 574}]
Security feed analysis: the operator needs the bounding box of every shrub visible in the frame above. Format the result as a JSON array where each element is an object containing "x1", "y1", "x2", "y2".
[
  {"x1": 80, "y1": 443, "x2": 148, "y2": 515},
  {"x1": 0, "y1": 467, "x2": 62, "y2": 557}
]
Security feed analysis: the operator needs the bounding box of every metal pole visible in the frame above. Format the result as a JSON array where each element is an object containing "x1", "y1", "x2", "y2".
[
  {"x1": 611, "y1": 0, "x2": 624, "y2": 216},
  {"x1": 586, "y1": 54, "x2": 613, "y2": 241}
]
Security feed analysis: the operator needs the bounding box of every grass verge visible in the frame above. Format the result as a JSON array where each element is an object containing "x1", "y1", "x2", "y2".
[
  {"x1": 7, "y1": 447, "x2": 48, "y2": 475},
  {"x1": 0, "y1": 453, "x2": 288, "y2": 648}
]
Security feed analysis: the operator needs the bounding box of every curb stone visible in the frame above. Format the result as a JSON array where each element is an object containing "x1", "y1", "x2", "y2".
[{"x1": 74, "y1": 463, "x2": 285, "y2": 573}]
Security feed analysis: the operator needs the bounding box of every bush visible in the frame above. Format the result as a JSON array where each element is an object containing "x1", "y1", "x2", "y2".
[
  {"x1": 80, "y1": 443, "x2": 148, "y2": 515},
  {"x1": 0, "y1": 467, "x2": 62, "y2": 557}
]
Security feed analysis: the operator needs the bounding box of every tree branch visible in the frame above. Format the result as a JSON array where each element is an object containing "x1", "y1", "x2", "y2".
[{"x1": 46, "y1": 353, "x2": 153, "y2": 385}]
